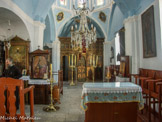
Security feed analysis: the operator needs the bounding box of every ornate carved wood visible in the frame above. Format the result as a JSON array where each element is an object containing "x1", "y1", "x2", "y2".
[
  {"x1": 59, "y1": 37, "x2": 104, "y2": 82},
  {"x1": 5, "y1": 36, "x2": 30, "y2": 74}
]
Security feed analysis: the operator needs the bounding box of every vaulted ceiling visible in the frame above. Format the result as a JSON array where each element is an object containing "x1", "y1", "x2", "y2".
[{"x1": 11, "y1": 0, "x2": 152, "y2": 23}]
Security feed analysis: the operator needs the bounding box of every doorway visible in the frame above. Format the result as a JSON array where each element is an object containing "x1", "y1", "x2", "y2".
[{"x1": 63, "y1": 56, "x2": 68, "y2": 81}]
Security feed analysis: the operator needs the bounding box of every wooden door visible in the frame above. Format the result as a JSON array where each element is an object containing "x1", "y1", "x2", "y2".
[{"x1": 77, "y1": 56, "x2": 86, "y2": 82}]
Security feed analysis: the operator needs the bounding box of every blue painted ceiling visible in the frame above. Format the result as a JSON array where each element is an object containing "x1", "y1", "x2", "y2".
[
  {"x1": 12, "y1": 0, "x2": 148, "y2": 23},
  {"x1": 11, "y1": 0, "x2": 154, "y2": 41},
  {"x1": 58, "y1": 16, "x2": 104, "y2": 38},
  {"x1": 12, "y1": 0, "x2": 55, "y2": 23}
]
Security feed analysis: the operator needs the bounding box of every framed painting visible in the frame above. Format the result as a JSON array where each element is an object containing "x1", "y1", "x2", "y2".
[
  {"x1": 56, "y1": 12, "x2": 64, "y2": 22},
  {"x1": 29, "y1": 49, "x2": 50, "y2": 79},
  {"x1": 141, "y1": 5, "x2": 156, "y2": 58},
  {"x1": 99, "y1": 11, "x2": 106, "y2": 22}
]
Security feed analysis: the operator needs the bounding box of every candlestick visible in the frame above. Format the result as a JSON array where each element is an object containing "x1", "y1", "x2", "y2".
[
  {"x1": 75, "y1": 55, "x2": 76, "y2": 66},
  {"x1": 96, "y1": 55, "x2": 98, "y2": 66},
  {"x1": 72, "y1": 54, "x2": 73, "y2": 66},
  {"x1": 93, "y1": 55, "x2": 95, "y2": 66},
  {"x1": 50, "y1": 64, "x2": 52, "y2": 78}
]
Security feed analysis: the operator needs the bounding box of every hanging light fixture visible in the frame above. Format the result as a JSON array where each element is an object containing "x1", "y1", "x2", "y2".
[{"x1": 71, "y1": 2, "x2": 97, "y2": 52}]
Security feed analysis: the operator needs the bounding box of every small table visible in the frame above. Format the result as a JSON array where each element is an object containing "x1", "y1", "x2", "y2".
[
  {"x1": 81, "y1": 82, "x2": 144, "y2": 122},
  {"x1": 29, "y1": 79, "x2": 56, "y2": 104}
]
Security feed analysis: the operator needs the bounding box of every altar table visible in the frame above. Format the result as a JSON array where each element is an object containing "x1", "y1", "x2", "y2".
[{"x1": 81, "y1": 82, "x2": 144, "y2": 122}]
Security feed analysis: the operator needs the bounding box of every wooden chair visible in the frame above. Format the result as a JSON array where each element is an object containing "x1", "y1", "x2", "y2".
[
  {"x1": 131, "y1": 68, "x2": 148, "y2": 84},
  {"x1": 147, "y1": 80, "x2": 162, "y2": 122},
  {"x1": 0, "y1": 77, "x2": 35, "y2": 122},
  {"x1": 140, "y1": 70, "x2": 156, "y2": 110},
  {"x1": 147, "y1": 71, "x2": 162, "y2": 122}
]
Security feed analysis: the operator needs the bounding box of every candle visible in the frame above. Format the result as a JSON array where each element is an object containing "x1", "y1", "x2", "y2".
[
  {"x1": 72, "y1": 54, "x2": 73, "y2": 66},
  {"x1": 93, "y1": 55, "x2": 95, "y2": 66},
  {"x1": 50, "y1": 64, "x2": 52, "y2": 76},
  {"x1": 69, "y1": 55, "x2": 70, "y2": 66},
  {"x1": 96, "y1": 55, "x2": 98, "y2": 66},
  {"x1": 75, "y1": 55, "x2": 76, "y2": 66}
]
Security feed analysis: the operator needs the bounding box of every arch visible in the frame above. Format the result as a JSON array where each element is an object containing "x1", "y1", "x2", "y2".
[
  {"x1": 0, "y1": 1, "x2": 32, "y2": 41},
  {"x1": 0, "y1": 7, "x2": 30, "y2": 41},
  {"x1": 43, "y1": 15, "x2": 51, "y2": 43},
  {"x1": 108, "y1": 3, "x2": 125, "y2": 41},
  {"x1": 58, "y1": 15, "x2": 105, "y2": 39}
]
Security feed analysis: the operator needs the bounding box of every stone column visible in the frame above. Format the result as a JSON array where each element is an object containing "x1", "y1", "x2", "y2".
[
  {"x1": 124, "y1": 15, "x2": 140, "y2": 74},
  {"x1": 103, "y1": 41, "x2": 111, "y2": 80},
  {"x1": 52, "y1": 39, "x2": 60, "y2": 83},
  {"x1": 30, "y1": 21, "x2": 46, "y2": 51}
]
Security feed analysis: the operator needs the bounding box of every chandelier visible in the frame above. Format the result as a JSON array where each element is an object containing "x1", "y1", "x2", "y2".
[{"x1": 71, "y1": 3, "x2": 97, "y2": 52}]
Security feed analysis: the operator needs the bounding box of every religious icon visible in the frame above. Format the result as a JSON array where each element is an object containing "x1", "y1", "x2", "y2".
[
  {"x1": 141, "y1": 5, "x2": 156, "y2": 58},
  {"x1": 57, "y1": 12, "x2": 64, "y2": 22},
  {"x1": 33, "y1": 56, "x2": 48, "y2": 79},
  {"x1": 99, "y1": 11, "x2": 106, "y2": 22}
]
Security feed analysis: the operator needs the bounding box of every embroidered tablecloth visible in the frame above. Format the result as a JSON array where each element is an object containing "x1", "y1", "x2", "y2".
[{"x1": 81, "y1": 82, "x2": 144, "y2": 111}]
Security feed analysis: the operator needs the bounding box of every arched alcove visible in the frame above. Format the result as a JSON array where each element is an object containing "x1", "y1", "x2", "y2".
[{"x1": 0, "y1": 7, "x2": 30, "y2": 41}]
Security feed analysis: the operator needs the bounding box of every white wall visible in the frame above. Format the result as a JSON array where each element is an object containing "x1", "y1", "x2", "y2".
[
  {"x1": 138, "y1": 0, "x2": 162, "y2": 70},
  {"x1": 123, "y1": 0, "x2": 162, "y2": 72}
]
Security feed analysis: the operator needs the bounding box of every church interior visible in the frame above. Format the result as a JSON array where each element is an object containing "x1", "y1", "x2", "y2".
[{"x1": 0, "y1": 0, "x2": 162, "y2": 122}]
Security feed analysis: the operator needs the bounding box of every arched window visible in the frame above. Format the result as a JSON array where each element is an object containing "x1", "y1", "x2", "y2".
[
  {"x1": 115, "y1": 33, "x2": 120, "y2": 65},
  {"x1": 97, "y1": 0, "x2": 104, "y2": 6},
  {"x1": 78, "y1": 0, "x2": 86, "y2": 8},
  {"x1": 60, "y1": 0, "x2": 66, "y2": 5}
]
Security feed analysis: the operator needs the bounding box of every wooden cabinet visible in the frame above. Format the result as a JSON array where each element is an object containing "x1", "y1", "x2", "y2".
[
  {"x1": 33, "y1": 85, "x2": 50, "y2": 104},
  {"x1": 85, "y1": 103, "x2": 138, "y2": 122}
]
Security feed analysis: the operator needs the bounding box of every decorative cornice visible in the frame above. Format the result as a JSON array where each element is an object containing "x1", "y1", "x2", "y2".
[
  {"x1": 103, "y1": 41, "x2": 111, "y2": 44},
  {"x1": 34, "y1": 21, "x2": 46, "y2": 29},
  {"x1": 123, "y1": 15, "x2": 139, "y2": 25}
]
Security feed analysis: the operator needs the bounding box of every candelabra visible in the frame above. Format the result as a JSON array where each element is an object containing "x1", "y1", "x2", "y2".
[
  {"x1": 71, "y1": 2, "x2": 96, "y2": 52},
  {"x1": 89, "y1": 54, "x2": 98, "y2": 82},
  {"x1": 69, "y1": 54, "x2": 77, "y2": 86},
  {"x1": 43, "y1": 64, "x2": 57, "y2": 112}
]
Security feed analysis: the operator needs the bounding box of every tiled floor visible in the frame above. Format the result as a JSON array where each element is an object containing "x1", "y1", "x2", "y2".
[
  {"x1": 25, "y1": 82, "x2": 84, "y2": 122},
  {"x1": 23, "y1": 82, "x2": 160, "y2": 122}
]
